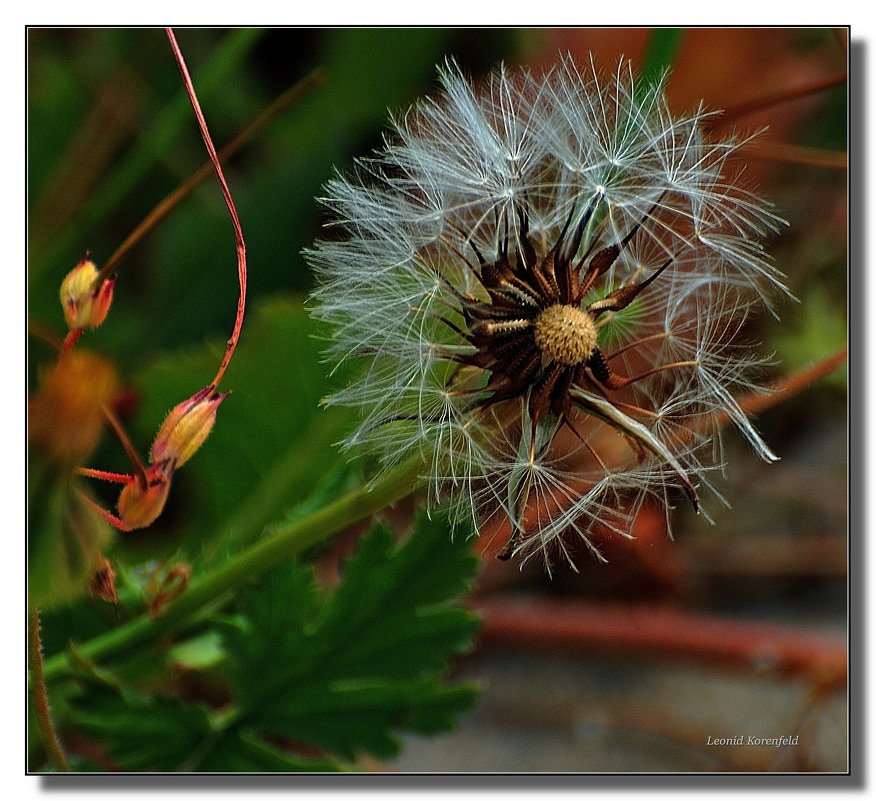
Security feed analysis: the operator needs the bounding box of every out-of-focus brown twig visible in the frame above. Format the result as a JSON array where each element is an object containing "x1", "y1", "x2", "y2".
[
  {"x1": 716, "y1": 72, "x2": 846, "y2": 126},
  {"x1": 681, "y1": 532, "x2": 846, "y2": 581},
  {"x1": 733, "y1": 346, "x2": 847, "y2": 421},
  {"x1": 748, "y1": 141, "x2": 847, "y2": 170},
  {"x1": 31, "y1": 69, "x2": 140, "y2": 259},
  {"x1": 28, "y1": 320, "x2": 64, "y2": 353},
  {"x1": 474, "y1": 596, "x2": 847, "y2": 681}
]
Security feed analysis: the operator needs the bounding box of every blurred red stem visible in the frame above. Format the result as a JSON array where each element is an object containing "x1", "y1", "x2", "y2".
[
  {"x1": 474, "y1": 596, "x2": 846, "y2": 681},
  {"x1": 165, "y1": 28, "x2": 247, "y2": 390},
  {"x1": 60, "y1": 328, "x2": 83, "y2": 357},
  {"x1": 748, "y1": 142, "x2": 847, "y2": 171},
  {"x1": 735, "y1": 346, "x2": 847, "y2": 419},
  {"x1": 100, "y1": 402, "x2": 149, "y2": 489},
  {"x1": 717, "y1": 72, "x2": 847, "y2": 125}
]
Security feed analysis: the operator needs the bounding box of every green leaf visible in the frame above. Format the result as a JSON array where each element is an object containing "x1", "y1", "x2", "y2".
[
  {"x1": 250, "y1": 678, "x2": 476, "y2": 762},
  {"x1": 166, "y1": 630, "x2": 226, "y2": 672},
  {"x1": 220, "y1": 509, "x2": 480, "y2": 764},
  {"x1": 773, "y1": 282, "x2": 847, "y2": 389},
  {"x1": 124, "y1": 298, "x2": 354, "y2": 561},
  {"x1": 64, "y1": 511, "x2": 478, "y2": 771},
  {"x1": 70, "y1": 686, "x2": 211, "y2": 771},
  {"x1": 28, "y1": 460, "x2": 113, "y2": 610},
  {"x1": 221, "y1": 559, "x2": 320, "y2": 706},
  {"x1": 199, "y1": 730, "x2": 343, "y2": 772}
]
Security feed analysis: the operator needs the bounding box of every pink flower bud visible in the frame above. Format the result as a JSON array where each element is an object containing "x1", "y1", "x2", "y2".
[
  {"x1": 150, "y1": 386, "x2": 229, "y2": 468},
  {"x1": 59, "y1": 258, "x2": 116, "y2": 330}
]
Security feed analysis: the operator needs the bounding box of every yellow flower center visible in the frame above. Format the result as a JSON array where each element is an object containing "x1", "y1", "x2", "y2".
[{"x1": 533, "y1": 304, "x2": 597, "y2": 366}]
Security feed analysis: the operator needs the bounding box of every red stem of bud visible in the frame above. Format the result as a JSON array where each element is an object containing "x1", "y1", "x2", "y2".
[
  {"x1": 165, "y1": 27, "x2": 247, "y2": 390},
  {"x1": 60, "y1": 328, "x2": 83, "y2": 357}
]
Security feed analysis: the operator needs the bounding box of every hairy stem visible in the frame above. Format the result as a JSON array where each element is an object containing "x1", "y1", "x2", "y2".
[
  {"x1": 41, "y1": 456, "x2": 425, "y2": 684},
  {"x1": 29, "y1": 607, "x2": 69, "y2": 771}
]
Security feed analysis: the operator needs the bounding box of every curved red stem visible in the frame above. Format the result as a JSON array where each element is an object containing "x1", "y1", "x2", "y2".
[{"x1": 165, "y1": 27, "x2": 247, "y2": 390}]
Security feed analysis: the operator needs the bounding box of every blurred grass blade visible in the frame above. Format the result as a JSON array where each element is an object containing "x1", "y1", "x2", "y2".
[
  {"x1": 30, "y1": 69, "x2": 140, "y2": 256},
  {"x1": 748, "y1": 141, "x2": 847, "y2": 170},
  {"x1": 718, "y1": 71, "x2": 847, "y2": 125},
  {"x1": 640, "y1": 28, "x2": 684, "y2": 84}
]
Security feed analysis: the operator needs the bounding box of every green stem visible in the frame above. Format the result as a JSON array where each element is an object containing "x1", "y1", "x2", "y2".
[
  {"x1": 29, "y1": 607, "x2": 70, "y2": 771},
  {"x1": 41, "y1": 456, "x2": 425, "y2": 684}
]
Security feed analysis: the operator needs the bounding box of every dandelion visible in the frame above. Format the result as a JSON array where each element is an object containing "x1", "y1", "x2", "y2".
[{"x1": 307, "y1": 55, "x2": 789, "y2": 568}]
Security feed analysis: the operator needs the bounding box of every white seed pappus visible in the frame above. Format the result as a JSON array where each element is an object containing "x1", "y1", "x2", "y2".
[{"x1": 307, "y1": 55, "x2": 789, "y2": 569}]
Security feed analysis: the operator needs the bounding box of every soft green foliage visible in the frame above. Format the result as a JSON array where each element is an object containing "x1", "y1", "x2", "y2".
[
  {"x1": 63, "y1": 512, "x2": 480, "y2": 771},
  {"x1": 773, "y1": 282, "x2": 847, "y2": 389},
  {"x1": 220, "y1": 512, "x2": 480, "y2": 763},
  {"x1": 639, "y1": 28, "x2": 685, "y2": 85},
  {"x1": 28, "y1": 29, "x2": 513, "y2": 362},
  {"x1": 198, "y1": 730, "x2": 341, "y2": 772},
  {"x1": 29, "y1": 29, "x2": 264, "y2": 289},
  {"x1": 127, "y1": 299, "x2": 354, "y2": 560},
  {"x1": 72, "y1": 688, "x2": 212, "y2": 772},
  {"x1": 28, "y1": 463, "x2": 112, "y2": 610}
]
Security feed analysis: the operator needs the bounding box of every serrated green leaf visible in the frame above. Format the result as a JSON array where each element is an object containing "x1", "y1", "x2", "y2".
[
  {"x1": 252, "y1": 678, "x2": 476, "y2": 762},
  {"x1": 221, "y1": 558, "x2": 321, "y2": 707},
  {"x1": 70, "y1": 686, "x2": 211, "y2": 771},
  {"x1": 220, "y1": 509, "x2": 480, "y2": 765},
  {"x1": 199, "y1": 729, "x2": 343, "y2": 772},
  {"x1": 311, "y1": 516, "x2": 478, "y2": 647}
]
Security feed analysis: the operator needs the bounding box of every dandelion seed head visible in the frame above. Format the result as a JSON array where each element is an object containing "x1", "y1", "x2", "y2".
[{"x1": 306, "y1": 54, "x2": 789, "y2": 568}]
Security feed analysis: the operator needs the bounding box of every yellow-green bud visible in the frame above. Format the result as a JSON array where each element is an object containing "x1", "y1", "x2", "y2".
[
  {"x1": 150, "y1": 386, "x2": 229, "y2": 469},
  {"x1": 59, "y1": 258, "x2": 116, "y2": 330}
]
